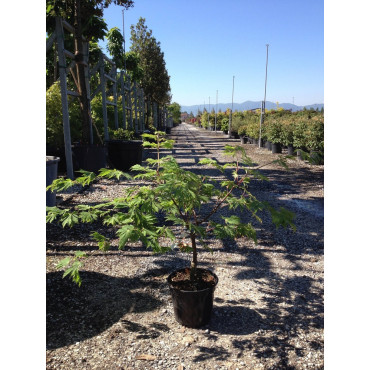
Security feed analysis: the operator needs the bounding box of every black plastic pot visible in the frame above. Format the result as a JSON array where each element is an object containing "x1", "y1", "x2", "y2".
[
  {"x1": 72, "y1": 144, "x2": 107, "y2": 174},
  {"x1": 271, "y1": 143, "x2": 282, "y2": 154},
  {"x1": 266, "y1": 141, "x2": 272, "y2": 150},
  {"x1": 106, "y1": 140, "x2": 143, "y2": 171},
  {"x1": 167, "y1": 268, "x2": 218, "y2": 328},
  {"x1": 47, "y1": 145, "x2": 66, "y2": 174},
  {"x1": 310, "y1": 150, "x2": 324, "y2": 165},
  {"x1": 287, "y1": 144, "x2": 295, "y2": 156},
  {"x1": 297, "y1": 148, "x2": 304, "y2": 160},
  {"x1": 46, "y1": 156, "x2": 60, "y2": 207},
  {"x1": 240, "y1": 136, "x2": 247, "y2": 144}
]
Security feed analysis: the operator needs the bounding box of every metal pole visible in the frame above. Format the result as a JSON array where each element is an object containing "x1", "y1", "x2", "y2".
[
  {"x1": 263, "y1": 44, "x2": 269, "y2": 106},
  {"x1": 122, "y1": 9, "x2": 126, "y2": 71},
  {"x1": 215, "y1": 90, "x2": 218, "y2": 131},
  {"x1": 259, "y1": 44, "x2": 269, "y2": 148},
  {"x1": 229, "y1": 75, "x2": 234, "y2": 138},
  {"x1": 208, "y1": 96, "x2": 210, "y2": 129}
]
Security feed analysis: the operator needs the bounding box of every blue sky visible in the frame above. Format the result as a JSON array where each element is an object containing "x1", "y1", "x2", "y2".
[{"x1": 99, "y1": 0, "x2": 324, "y2": 107}]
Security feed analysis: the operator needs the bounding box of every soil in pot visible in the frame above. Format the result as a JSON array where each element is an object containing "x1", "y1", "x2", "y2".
[{"x1": 167, "y1": 268, "x2": 218, "y2": 328}]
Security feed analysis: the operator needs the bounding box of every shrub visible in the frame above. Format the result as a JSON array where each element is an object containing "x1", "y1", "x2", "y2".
[
  {"x1": 46, "y1": 81, "x2": 82, "y2": 147},
  {"x1": 266, "y1": 121, "x2": 283, "y2": 144},
  {"x1": 305, "y1": 117, "x2": 324, "y2": 152},
  {"x1": 221, "y1": 118, "x2": 229, "y2": 132},
  {"x1": 293, "y1": 120, "x2": 308, "y2": 149},
  {"x1": 231, "y1": 116, "x2": 245, "y2": 135},
  {"x1": 246, "y1": 119, "x2": 260, "y2": 140},
  {"x1": 238, "y1": 125, "x2": 248, "y2": 136},
  {"x1": 109, "y1": 128, "x2": 135, "y2": 140},
  {"x1": 201, "y1": 111, "x2": 209, "y2": 129},
  {"x1": 280, "y1": 119, "x2": 295, "y2": 146}
]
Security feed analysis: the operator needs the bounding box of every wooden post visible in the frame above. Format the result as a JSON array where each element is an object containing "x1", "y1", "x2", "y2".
[
  {"x1": 112, "y1": 65, "x2": 118, "y2": 130},
  {"x1": 140, "y1": 88, "x2": 145, "y2": 132},
  {"x1": 134, "y1": 81, "x2": 138, "y2": 133},
  {"x1": 153, "y1": 102, "x2": 158, "y2": 129},
  {"x1": 120, "y1": 73, "x2": 126, "y2": 129},
  {"x1": 128, "y1": 75, "x2": 133, "y2": 130},
  {"x1": 55, "y1": 17, "x2": 74, "y2": 179},
  {"x1": 83, "y1": 40, "x2": 93, "y2": 144},
  {"x1": 99, "y1": 53, "x2": 109, "y2": 141}
]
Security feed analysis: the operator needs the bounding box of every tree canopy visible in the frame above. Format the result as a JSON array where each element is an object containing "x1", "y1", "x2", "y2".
[{"x1": 130, "y1": 17, "x2": 171, "y2": 105}]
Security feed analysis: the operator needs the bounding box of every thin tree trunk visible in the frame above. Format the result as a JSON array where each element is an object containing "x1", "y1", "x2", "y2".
[
  {"x1": 190, "y1": 232, "x2": 197, "y2": 282},
  {"x1": 74, "y1": 0, "x2": 90, "y2": 143}
]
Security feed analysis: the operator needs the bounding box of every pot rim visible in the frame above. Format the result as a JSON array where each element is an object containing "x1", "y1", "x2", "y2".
[
  {"x1": 46, "y1": 156, "x2": 60, "y2": 164},
  {"x1": 167, "y1": 267, "x2": 218, "y2": 293}
]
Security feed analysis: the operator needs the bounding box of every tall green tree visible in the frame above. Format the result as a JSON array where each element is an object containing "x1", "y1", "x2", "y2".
[
  {"x1": 130, "y1": 17, "x2": 171, "y2": 106},
  {"x1": 106, "y1": 27, "x2": 125, "y2": 69},
  {"x1": 168, "y1": 102, "x2": 181, "y2": 124},
  {"x1": 46, "y1": 0, "x2": 134, "y2": 143}
]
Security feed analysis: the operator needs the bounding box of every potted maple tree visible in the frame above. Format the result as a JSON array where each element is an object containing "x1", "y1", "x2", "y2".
[{"x1": 46, "y1": 132, "x2": 295, "y2": 327}]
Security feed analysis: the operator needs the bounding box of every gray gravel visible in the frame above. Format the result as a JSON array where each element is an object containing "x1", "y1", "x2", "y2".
[{"x1": 46, "y1": 123, "x2": 324, "y2": 369}]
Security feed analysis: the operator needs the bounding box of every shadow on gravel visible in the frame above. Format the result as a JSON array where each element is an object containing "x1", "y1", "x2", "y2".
[
  {"x1": 209, "y1": 305, "x2": 262, "y2": 335},
  {"x1": 46, "y1": 271, "x2": 163, "y2": 349},
  {"x1": 119, "y1": 320, "x2": 170, "y2": 340}
]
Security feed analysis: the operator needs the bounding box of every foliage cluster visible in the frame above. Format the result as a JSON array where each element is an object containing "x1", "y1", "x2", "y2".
[
  {"x1": 109, "y1": 128, "x2": 136, "y2": 140},
  {"x1": 46, "y1": 81, "x2": 82, "y2": 147}
]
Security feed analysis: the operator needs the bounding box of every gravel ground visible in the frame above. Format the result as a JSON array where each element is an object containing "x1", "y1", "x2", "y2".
[{"x1": 46, "y1": 123, "x2": 324, "y2": 369}]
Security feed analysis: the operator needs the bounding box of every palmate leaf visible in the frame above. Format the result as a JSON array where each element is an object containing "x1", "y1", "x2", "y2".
[
  {"x1": 154, "y1": 130, "x2": 166, "y2": 136},
  {"x1": 91, "y1": 232, "x2": 110, "y2": 251},
  {"x1": 56, "y1": 251, "x2": 87, "y2": 287},
  {"x1": 61, "y1": 212, "x2": 79, "y2": 228},
  {"x1": 75, "y1": 170, "x2": 97, "y2": 187},
  {"x1": 141, "y1": 133, "x2": 157, "y2": 140},
  {"x1": 117, "y1": 225, "x2": 135, "y2": 249},
  {"x1": 198, "y1": 158, "x2": 224, "y2": 172},
  {"x1": 223, "y1": 145, "x2": 244, "y2": 157},
  {"x1": 46, "y1": 206, "x2": 65, "y2": 223},
  {"x1": 160, "y1": 140, "x2": 175, "y2": 149},
  {"x1": 63, "y1": 261, "x2": 83, "y2": 287},
  {"x1": 249, "y1": 169, "x2": 269, "y2": 181},
  {"x1": 143, "y1": 141, "x2": 158, "y2": 148},
  {"x1": 46, "y1": 177, "x2": 74, "y2": 192},
  {"x1": 268, "y1": 206, "x2": 296, "y2": 231},
  {"x1": 98, "y1": 168, "x2": 131, "y2": 180},
  {"x1": 79, "y1": 211, "x2": 98, "y2": 223},
  {"x1": 224, "y1": 215, "x2": 241, "y2": 225},
  {"x1": 56, "y1": 257, "x2": 71, "y2": 269}
]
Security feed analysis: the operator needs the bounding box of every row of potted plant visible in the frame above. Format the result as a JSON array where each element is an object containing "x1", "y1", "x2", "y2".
[{"x1": 237, "y1": 114, "x2": 324, "y2": 162}]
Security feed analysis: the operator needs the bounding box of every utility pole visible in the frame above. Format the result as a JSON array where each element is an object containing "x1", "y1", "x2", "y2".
[
  {"x1": 215, "y1": 90, "x2": 218, "y2": 131},
  {"x1": 229, "y1": 75, "x2": 235, "y2": 138},
  {"x1": 122, "y1": 9, "x2": 126, "y2": 71},
  {"x1": 259, "y1": 44, "x2": 269, "y2": 148},
  {"x1": 208, "y1": 96, "x2": 210, "y2": 129}
]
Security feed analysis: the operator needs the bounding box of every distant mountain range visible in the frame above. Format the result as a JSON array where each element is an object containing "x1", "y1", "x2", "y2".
[{"x1": 180, "y1": 101, "x2": 324, "y2": 115}]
